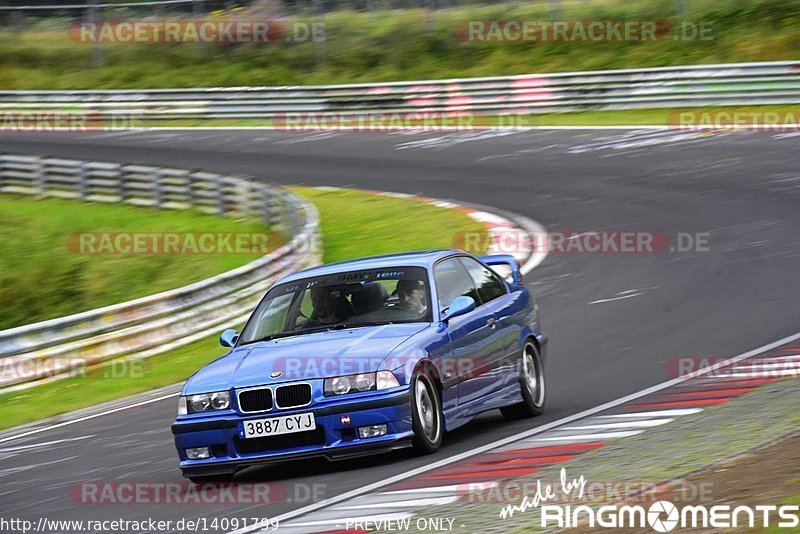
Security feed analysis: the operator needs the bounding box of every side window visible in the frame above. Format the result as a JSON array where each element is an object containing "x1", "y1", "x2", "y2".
[
  {"x1": 434, "y1": 258, "x2": 479, "y2": 310},
  {"x1": 458, "y1": 257, "x2": 507, "y2": 304}
]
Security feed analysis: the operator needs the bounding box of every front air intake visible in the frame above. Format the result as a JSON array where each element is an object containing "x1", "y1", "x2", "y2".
[
  {"x1": 238, "y1": 388, "x2": 273, "y2": 413},
  {"x1": 275, "y1": 383, "x2": 312, "y2": 408}
]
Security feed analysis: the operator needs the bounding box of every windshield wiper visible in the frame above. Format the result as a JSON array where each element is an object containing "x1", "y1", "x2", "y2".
[
  {"x1": 328, "y1": 321, "x2": 394, "y2": 330},
  {"x1": 241, "y1": 327, "x2": 331, "y2": 345},
  {"x1": 241, "y1": 322, "x2": 393, "y2": 345}
]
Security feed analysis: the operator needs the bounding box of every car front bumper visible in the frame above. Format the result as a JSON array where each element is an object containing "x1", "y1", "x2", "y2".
[{"x1": 172, "y1": 388, "x2": 413, "y2": 478}]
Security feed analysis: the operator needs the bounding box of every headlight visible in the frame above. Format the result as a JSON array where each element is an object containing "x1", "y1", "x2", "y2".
[
  {"x1": 324, "y1": 371, "x2": 399, "y2": 396},
  {"x1": 376, "y1": 370, "x2": 400, "y2": 389},
  {"x1": 325, "y1": 373, "x2": 372, "y2": 396},
  {"x1": 184, "y1": 391, "x2": 230, "y2": 414},
  {"x1": 331, "y1": 376, "x2": 352, "y2": 395}
]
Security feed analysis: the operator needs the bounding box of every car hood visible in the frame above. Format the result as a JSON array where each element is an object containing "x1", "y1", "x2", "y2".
[{"x1": 183, "y1": 323, "x2": 429, "y2": 393}]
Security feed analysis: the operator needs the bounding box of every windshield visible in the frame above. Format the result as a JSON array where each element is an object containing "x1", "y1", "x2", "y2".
[{"x1": 238, "y1": 266, "x2": 432, "y2": 344}]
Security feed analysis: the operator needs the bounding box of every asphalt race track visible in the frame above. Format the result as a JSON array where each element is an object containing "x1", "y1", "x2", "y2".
[{"x1": 1, "y1": 128, "x2": 799, "y2": 529}]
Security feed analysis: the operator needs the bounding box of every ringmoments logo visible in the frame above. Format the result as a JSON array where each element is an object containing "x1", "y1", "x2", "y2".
[{"x1": 500, "y1": 468, "x2": 800, "y2": 531}]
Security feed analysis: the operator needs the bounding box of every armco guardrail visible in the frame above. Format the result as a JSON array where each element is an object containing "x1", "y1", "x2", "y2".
[
  {"x1": 1, "y1": 61, "x2": 799, "y2": 120},
  {"x1": 0, "y1": 153, "x2": 320, "y2": 392}
]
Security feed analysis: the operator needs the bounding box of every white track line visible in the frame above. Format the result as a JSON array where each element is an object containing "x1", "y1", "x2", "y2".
[
  {"x1": 378, "y1": 483, "x2": 496, "y2": 496},
  {"x1": 713, "y1": 371, "x2": 799, "y2": 379},
  {"x1": 760, "y1": 356, "x2": 800, "y2": 364},
  {"x1": 0, "y1": 435, "x2": 94, "y2": 453},
  {"x1": 0, "y1": 392, "x2": 178, "y2": 445},
  {"x1": 589, "y1": 293, "x2": 643, "y2": 305},
  {"x1": 595, "y1": 409, "x2": 703, "y2": 418},
  {"x1": 331, "y1": 496, "x2": 459, "y2": 510},
  {"x1": 513, "y1": 213, "x2": 549, "y2": 274},
  {"x1": 520, "y1": 430, "x2": 645, "y2": 442},
  {"x1": 733, "y1": 362, "x2": 800, "y2": 370},
  {"x1": 230, "y1": 329, "x2": 800, "y2": 534},
  {"x1": 561, "y1": 419, "x2": 674, "y2": 430}
]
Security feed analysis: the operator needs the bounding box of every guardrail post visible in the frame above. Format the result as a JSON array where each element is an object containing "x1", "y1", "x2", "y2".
[
  {"x1": 272, "y1": 190, "x2": 288, "y2": 234},
  {"x1": 78, "y1": 161, "x2": 89, "y2": 199},
  {"x1": 214, "y1": 175, "x2": 226, "y2": 216},
  {"x1": 118, "y1": 165, "x2": 126, "y2": 203},
  {"x1": 153, "y1": 168, "x2": 164, "y2": 208},
  {"x1": 34, "y1": 156, "x2": 46, "y2": 198},
  {"x1": 186, "y1": 171, "x2": 196, "y2": 208},
  {"x1": 234, "y1": 178, "x2": 251, "y2": 219},
  {"x1": 260, "y1": 186, "x2": 274, "y2": 227}
]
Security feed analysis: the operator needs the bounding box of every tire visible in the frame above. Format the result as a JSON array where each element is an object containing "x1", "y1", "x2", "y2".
[
  {"x1": 410, "y1": 368, "x2": 443, "y2": 453},
  {"x1": 500, "y1": 340, "x2": 546, "y2": 420}
]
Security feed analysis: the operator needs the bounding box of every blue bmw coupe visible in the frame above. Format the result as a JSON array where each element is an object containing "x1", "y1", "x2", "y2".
[{"x1": 172, "y1": 250, "x2": 547, "y2": 481}]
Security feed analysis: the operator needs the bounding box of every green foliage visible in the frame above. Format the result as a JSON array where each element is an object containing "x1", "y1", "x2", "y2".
[
  {"x1": 0, "y1": 195, "x2": 273, "y2": 329},
  {"x1": 292, "y1": 187, "x2": 488, "y2": 264},
  {"x1": 0, "y1": 0, "x2": 797, "y2": 89}
]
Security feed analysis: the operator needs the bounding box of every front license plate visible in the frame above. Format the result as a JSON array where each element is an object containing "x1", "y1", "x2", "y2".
[{"x1": 242, "y1": 412, "x2": 316, "y2": 439}]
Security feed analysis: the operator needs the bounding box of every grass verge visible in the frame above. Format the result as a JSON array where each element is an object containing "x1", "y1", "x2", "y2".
[
  {"x1": 292, "y1": 186, "x2": 487, "y2": 263},
  {"x1": 0, "y1": 187, "x2": 488, "y2": 431},
  {"x1": 0, "y1": 194, "x2": 274, "y2": 330}
]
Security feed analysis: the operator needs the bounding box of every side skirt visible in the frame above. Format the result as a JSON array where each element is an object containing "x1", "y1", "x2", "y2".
[{"x1": 442, "y1": 382, "x2": 523, "y2": 432}]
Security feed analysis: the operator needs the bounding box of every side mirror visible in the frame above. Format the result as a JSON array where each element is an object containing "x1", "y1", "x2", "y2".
[
  {"x1": 478, "y1": 254, "x2": 521, "y2": 285},
  {"x1": 442, "y1": 296, "x2": 476, "y2": 322},
  {"x1": 219, "y1": 329, "x2": 239, "y2": 348}
]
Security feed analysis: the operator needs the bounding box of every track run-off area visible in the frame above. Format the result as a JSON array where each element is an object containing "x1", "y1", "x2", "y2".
[{"x1": 0, "y1": 128, "x2": 799, "y2": 530}]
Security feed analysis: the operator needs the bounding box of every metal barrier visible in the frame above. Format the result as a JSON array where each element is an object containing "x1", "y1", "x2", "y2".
[
  {"x1": 1, "y1": 61, "x2": 799, "y2": 121},
  {"x1": 0, "y1": 153, "x2": 321, "y2": 392}
]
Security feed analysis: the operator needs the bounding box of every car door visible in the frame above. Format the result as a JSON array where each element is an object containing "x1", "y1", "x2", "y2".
[
  {"x1": 458, "y1": 256, "x2": 521, "y2": 393},
  {"x1": 434, "y1": 257, "x2": 499, "y2": 407}
]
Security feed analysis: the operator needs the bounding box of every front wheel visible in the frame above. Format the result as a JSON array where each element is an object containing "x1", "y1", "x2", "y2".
[
  {"x1": 410, "y1": 369, "x2": 443, "y2": 453},
  {"x1": 501, "y1": 341, "x2": 545, "y2": 420}
]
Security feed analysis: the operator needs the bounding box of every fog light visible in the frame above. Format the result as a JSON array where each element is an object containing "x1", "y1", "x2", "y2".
[
  {"x1": 185, "y1": 447, "x2": 211, "y2": 460},
  {"x1": 358, "y1": 424, "x2": 388, "y2": 439}
]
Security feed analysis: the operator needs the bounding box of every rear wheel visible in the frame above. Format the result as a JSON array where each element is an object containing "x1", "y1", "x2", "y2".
[
  {"x1": 501, "y1": 341, "x2": 545, "y2": 419},
  {"x1": 410, "y1": 369, "x2": 443, "y2": 453}
]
